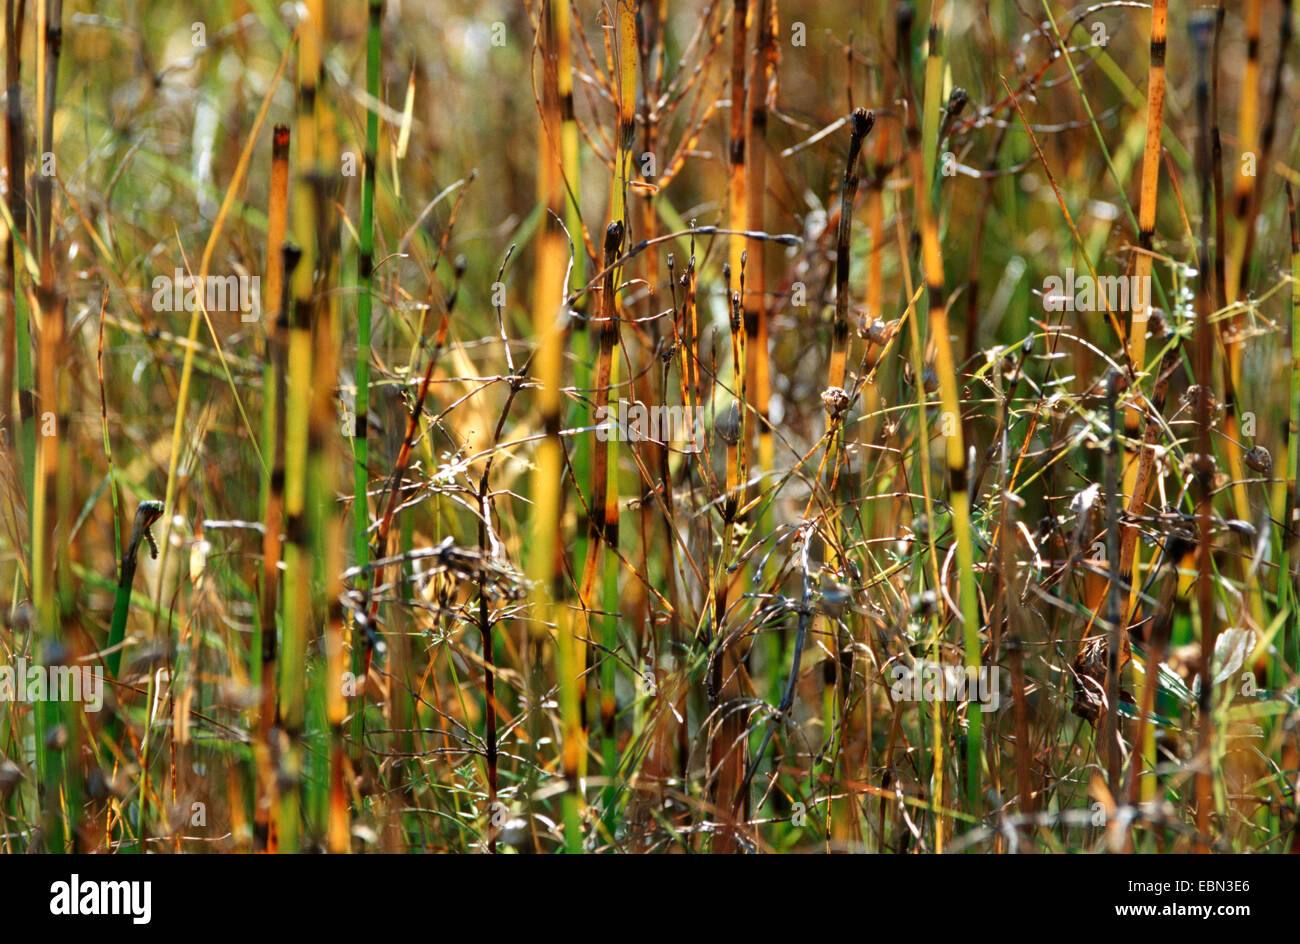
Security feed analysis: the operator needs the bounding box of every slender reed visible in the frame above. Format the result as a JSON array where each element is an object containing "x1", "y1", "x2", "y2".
[
  {"x1": 347, "y1": 0, "x2": 382, "y2": 781},
  {"x1": 744, "y1": 0, "x2": 777, "y2": 481},
  {"x1": 919, "y1": 1, "x2": 981, "y2": 813},
  {"x1": 256, "y1": 128, "x2": 291, "y2": 851},
  {"x1": 533, "y1": 0, "x2": 581, "y2": 853},
  {"x1": 726, "y1": 0, "x2": 748, "y2": 310},
  {"x1": 1226, "y1": 0, "x2": 1262, "y2": 302},
  {"x1": 1236, "y1": 0, "x2": 1293, "y2": 293},
  {"x1": 351, "y1": 0, "x2": 381, "y2": 642},
  {"x1": 1190, "y1": 11, "x2": 1220, "y2": 853},
  {"x1": 829, "y1": 109, "x2": 872, "y2": 394},
  {"x1": 576, "y1": 222, "x2": 624, "y2": 848},
  {"x1": 1281, "y1": 184, "x2": 1299, "y2": 684},
  {"x1": 278, "y1": 0, "x2": 325, "y2": 852},
  {"x1": 1120, "y1": 0, "x2": 1166, "y2": 636}
]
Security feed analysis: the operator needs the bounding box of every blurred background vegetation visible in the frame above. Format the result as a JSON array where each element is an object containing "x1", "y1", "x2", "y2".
[{"x1": 0, "y1": 0, "x2": 1297, "y2": 852}]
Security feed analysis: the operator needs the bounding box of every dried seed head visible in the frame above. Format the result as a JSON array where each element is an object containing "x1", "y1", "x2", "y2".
[
  {"x1": 1147, "y1": 307, "x2": 1169, "y2": 338},
  {"x1": 604, "y1": 220, "x2": 625, "y2": 256},
  {"x1": 947, "y1": 87, "x2": 969, "y2": 118},
  {"x1": 1243, "y1": 445, "x2": 1272, "y2": 474},
  {"x1": 855, "y1": 310, "x2": 871, "y2": 339},
  {"x1": 865, "y1": 318, "x2": 895, "y2": 345},
  {"x1": 133, "y1": 499, "x2": 166, "y2": 561},
  {"x1": 822, "y1": 385, "x2": 851, "y2": 418},
  {"x1": 1180, "y1": 384, "x2": 1221, "y2": 418},
  {"x1": 715, "y1": 400, "x2": 742, "y2": 445},
  {"x1": 1181, "y1": 452, "x2": 1218, "y2": 480},
  {"x1": 850, "y1": 107, "x2": 874, "y2": 139},
  {"x1": 0, "y1": 759, "x2": 23, "y2": 799}
]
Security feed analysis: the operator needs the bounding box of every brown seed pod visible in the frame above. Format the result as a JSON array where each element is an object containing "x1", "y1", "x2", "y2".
[
  {"x1": 1243, "y1": 445, "x2": 1272, "y2": 474},
  {"x1": 821, "y1": 385, "x2": 851, "y2": 418},
  {"x1": 865, "y1": 318, "x2": 896, "y2": 345}
]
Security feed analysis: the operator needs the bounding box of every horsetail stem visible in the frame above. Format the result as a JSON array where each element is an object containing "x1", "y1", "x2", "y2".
[
  {"x1": 534, "y1": 0, "x2": 581, "y2": 853},
  {"x1": 106, "y1": 500, "x2": 165, "y2": 681},
  {"x1": 919, "y1": 1, "x2": 981, "y2": 814},
  {"x1": 278, "y1": 0, "x2": 325, "y2": 853},
  {"x1": 1190, "y1": 10, "x2": 1220, "y2": 853}
]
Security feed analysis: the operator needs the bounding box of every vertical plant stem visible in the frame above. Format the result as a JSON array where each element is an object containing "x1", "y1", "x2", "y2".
[
  {"x1": 829, "y1": 109, "x2": 871, "y2": 394},
  {"x1": 4, "y1": 0, "x2": 32, "y2": 520},
  {"x1": 1102, "y1": 371, "x2": 1123, "y2": 797},
  {"x1": 1237, "y1": 0, "x2": 1293, "y2": 295},
  {"x1": 1125, "y1": 0, "x2": 1166, "y2": 392},
  {"x1": 29, "y1": 0, "x2": 65, "y2": 851},
  {"x1": 1190, "y1": 12, "x2": 1220, "y2": 853},
  {"x1": 726, "y1": 0, "x2": 748, "y2": 315},
  {"x1": 1226, "y1": 0, "x2": 1262, "y2": 303},
  {"x1": 0, "y1": 0, "x2": 13, "y2": 454},
  {"x1": 595, "y1": 0, "x2": 635, "y2": 811},
  {"x1": 577, "y1": 223, "x2": 624, "y2": 851},
  {"x1": 1281, "y1": 184, "x2": 1299, "y2": 688},
  {"x1": 348, "y1": 0, "x2": 382, "y2": 779},
  {"x1": 256, "y1": 128, "x2": 291, "y2": 851},
  {"x1": 919, "y1": 0, "x2": 980, "y2": 814},
  {"x1": 533, "y1": 0, "x2": 580, "y2": 853},
  {"x1": 307, "y1": 2, "x2": 347, "y2": 856},
  {"x1": 1117, "y1": 0, "x2": 1167, "y2": 805},
  {"x1": 351, "y1": 1, "x2": 381, "y2": 617},
  {"x1": 278, "y1": 0, "x2": 324, "y2": 853}
]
